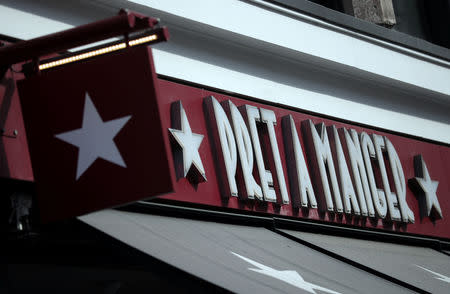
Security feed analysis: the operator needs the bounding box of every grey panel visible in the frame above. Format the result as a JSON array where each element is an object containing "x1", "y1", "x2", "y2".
[
  {"x1": 281, "y1": 229, "x2": 450, "y2": 294},
  {"x1": 80, "y1": 210, "x2": 412, "y2": 294}
]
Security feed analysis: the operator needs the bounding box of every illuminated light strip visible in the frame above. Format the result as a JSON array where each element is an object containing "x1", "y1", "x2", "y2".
[
  {"x1": 128, "y1": 34, "x2": 158, "y2": 46},
  {"x1": 39, "y1": 43, "x2": 127, "y2": 70},
  {"x1": 38, "y1": 34, "x2": 158, "y2": 71}
]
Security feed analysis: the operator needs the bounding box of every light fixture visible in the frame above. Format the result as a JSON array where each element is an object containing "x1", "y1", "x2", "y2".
[
  {"x1": 1, "y1": 9, "x2": 166, "y2": 78},
  {"x1": 39, "y1": 43, "x2": 127, "y2": 70},
  {"x1": 128, "y1": 34, "x2": 158, "y2": 46},
  {"x1": 37, "y1": 28, "x2": 166, "y2": 71}
]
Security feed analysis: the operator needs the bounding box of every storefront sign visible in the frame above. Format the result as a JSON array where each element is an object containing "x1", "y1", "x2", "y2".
[
  {"x1": 11, "y1": 47, "x2": 450, "y2": 236},
  {"x1": 157, "y1": 79, "x2": 450, "y2": 239},
  {"x1": 17, "y1": 47, "x2": 174, "y2": 222}
]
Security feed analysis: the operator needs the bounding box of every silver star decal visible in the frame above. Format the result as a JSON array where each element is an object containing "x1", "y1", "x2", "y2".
[
  {"x1": 409, "y1": 155, "x2": 442, "y2": 219},
  {"x1": 169, "y1": 101, "x2": 206, "y2": 182},
  {"x1": 231, "y1": 252, "x2": 341, "y2": 294},
  {"x1": 416, "y1": 265, "x2": 450, "y2": 284},
  {"x1": 55, "y1": 92, "x2": 131, "y2": 180}
]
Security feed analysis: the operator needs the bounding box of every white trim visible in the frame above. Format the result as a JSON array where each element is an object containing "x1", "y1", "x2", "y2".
[
  {"x1": 130, "y1": 0, "x2": 450, "y2": 97},
  {"x1": 0, "y1": 5, "x2": 72, "y2": 40},
  {"x1": 153, "y1": 49, "x2": 450, "y2": 144},
  {"x1": 249, "y1": 0, "x2": 450, "y2": 68}
]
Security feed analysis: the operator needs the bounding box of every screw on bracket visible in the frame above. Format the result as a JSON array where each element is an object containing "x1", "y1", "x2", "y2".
[{"x1": 1, "y1": 128, "x2": 18, "y2": 138}]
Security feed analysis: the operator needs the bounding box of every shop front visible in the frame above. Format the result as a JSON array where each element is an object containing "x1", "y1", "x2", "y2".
[{"x1": 2, "y1": 1, "x2": 450, "y2": 293}]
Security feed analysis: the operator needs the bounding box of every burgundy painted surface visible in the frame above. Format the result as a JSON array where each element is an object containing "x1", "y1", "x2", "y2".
[
  {"x1": 0, "y1": 69, "x2": 33, "y2": 181},
  {"x1": 157, "y1": 79, "x2": 450, "y2": 239},
  {"x1": 17, "y1": 47, "x2": 174, "y2": 222}
]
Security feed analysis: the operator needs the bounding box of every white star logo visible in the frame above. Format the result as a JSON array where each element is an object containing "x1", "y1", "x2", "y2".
[
  {"x1": 231, "y1": 252, "x2": 341, "y2": 294},
  {"x1": 409, "y1": 155, "x2": 443, "y2": 219},
  {"x1": 416, "y1": 265, "x2": 450, "y2": 284},
  {"x1": 169, "y1": 101, "x2": 206, "y2": 182},
  {"x1": 55, "y1": 92, "x2": 131, "y2": 180}
]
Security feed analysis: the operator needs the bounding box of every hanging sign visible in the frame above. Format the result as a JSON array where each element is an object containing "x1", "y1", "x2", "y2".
[{"x1": 17, "y1": 46, "x2": 174, "y2": 222}]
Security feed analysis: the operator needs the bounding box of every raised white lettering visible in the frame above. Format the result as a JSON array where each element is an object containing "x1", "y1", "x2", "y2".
[
  {"x1": 282, "y1": 115, "x2": 317, "y2": 208},
  {"x1": 260, "y1": 108, "x2": 289, "y2": 204},
  {"x1": 244, "y1": 105, "x2": 276, "y2": 202},
  {"x1": 343, "y1": 128, "x2": 374, "y2": 217},
  {"x1": 225, "y1": 100, "x2": 263, "y2": 200},
  {"x1": 373, "y1": 134, "x2": 401, "y2": 221},
  {"x1": 330, "y1": 126, "x2": 360, "y2": 215},
  {"x1": 385, "y1": 137, "x2": 414, "y2": 223},
  {"x1": 360, "y1": 132, "x2": 388, "y2": 218},
  {"x1": 205, "y1": 96, "x2": 238, "y2": 197},
  {"x1": 302, "y1": 120, "x2": 343, "y2": 213}
]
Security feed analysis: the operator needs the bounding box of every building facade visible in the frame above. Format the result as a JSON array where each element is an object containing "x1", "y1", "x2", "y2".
[{"x1": 2, "y1": 1, "x2": 450, "y2": 293}]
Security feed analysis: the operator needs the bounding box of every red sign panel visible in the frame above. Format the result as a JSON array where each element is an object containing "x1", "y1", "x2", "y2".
[
  {"x1": 156, "y1": 79, "x2": 450, "y2": 240},
  {"x1": 17, "y1": 46, "x2": 174, "y2": 222}
]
